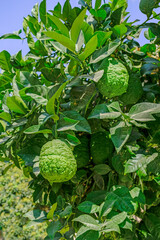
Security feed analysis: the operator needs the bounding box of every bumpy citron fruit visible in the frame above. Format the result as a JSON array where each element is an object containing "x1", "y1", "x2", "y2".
[
  {"x1": 39, "y1": 139, "x2": 77, "y2": 184},
  {"x1": 73, "y1": 135, "x2": 90, "y2": 168},
  {"x1": 119, "y1": 73, "x2": 143, "y2": 105},
  {"x1": 97, "y1": 57, "x2": 129, "y2": 98},
  {"x1": 90, "y1": 131, "x2": 114, "y2": 165}
]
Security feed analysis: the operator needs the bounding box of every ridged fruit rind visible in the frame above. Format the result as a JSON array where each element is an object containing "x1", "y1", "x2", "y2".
[
  {"x1": 97, "y1": 58, "x2": 129, "y2": 98},
  {"x1": 39, "y1": 139, "x2": 77, "y2": 183}
]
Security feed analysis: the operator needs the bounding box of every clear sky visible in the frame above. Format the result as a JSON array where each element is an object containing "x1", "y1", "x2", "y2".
[{"x1": 0, "y1": 0, "x2": 149, "y2": 56}]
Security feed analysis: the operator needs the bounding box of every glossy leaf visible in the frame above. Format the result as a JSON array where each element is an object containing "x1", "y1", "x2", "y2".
[
  {"x1": 105, "y1": 186, "x2": 135, "y2": 213},
  {"x1": 79, "y1": 35, "x2": 98, "y2": 61},
  {"x1": 125, "y1": 153, "x2": 158, "y2": 177},
  {"x1": 6, "y1": 96, "x2": 28, "y2": 114},
  {"x1": 78, "y1": 201, "x2": 99, "y2": 214},
  {"x1": 48, "y1": 15, "x2": 69, "y2": 37},
  {"x1": 88, "y1": 103, "x2": 121, "y2": 120},
  {"x1": 0, "y1": 50, "x2": 12, "y2": 71},
  {"x1": 129, "y1": 103, "x2": 160, "y2": 122},
  {"x1": 95, "y1": 0, "x2": 102, "y2": 9},
  {"x1": 47, "y1": 221, "x2": 61, "y2": 240},
  {"x1": 70, "y1": 8, "x2": 87, "y2": 43},
  {"x1": 0, "y1": 33, "x2": 22, "y2": 40},
  {"x1": 44, "y1": 31, "x2": 75, "y2": 52},
  {"x1": 73, "y1": 214, "x2": 100, "y2": 230},
  {"x1": 76, "y1": 226, "x2": 100, "y2": 240},
  {"x1": 90, "y1": 39, "x2": 121, "y2": 63},
  {"x1": 110, "y1": 121, "x2": 132, "y2": 152},
  {"x1": 139, "y1": 0, "x2": 158, "y2": 18},
  {"x1": 39, "y1": 0, "x2": 47, "y2": 25},
  {"x1": 24, "y1": 125, "x2": 52, "y2": 134},
  {"x1": 46, "y1": 81, "x2": 69, "y2": 117}
]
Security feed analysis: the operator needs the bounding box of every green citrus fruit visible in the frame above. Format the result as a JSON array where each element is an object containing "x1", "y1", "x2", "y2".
[
  {"x1": 39, "y1": 139, "x2": 77, "y2": 184},
  {"x1": 97, "y1": 58, "x2": 129, "y2": 98}
]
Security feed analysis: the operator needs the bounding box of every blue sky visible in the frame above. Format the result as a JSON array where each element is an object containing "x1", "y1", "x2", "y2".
[{"x1": 0, "y1": 0, "x2": 148, "y2": 55}]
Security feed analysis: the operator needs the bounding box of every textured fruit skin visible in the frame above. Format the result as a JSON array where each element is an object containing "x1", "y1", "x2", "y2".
[
  {"x1": 97, "y1": 58, "x2": 129, "y2": 98},
  {"x1": 39, "y1": 139, "x2": 77, "y2": 183},
  {"x1": 119, "y1": 73, "x2": 143, "y2": 105},
  {"x1": 90, "y1": 132, "x2": 114, "y2": 165},
  {"x1": 73, "y1": 135, "x2": 90, "y2": 168}
]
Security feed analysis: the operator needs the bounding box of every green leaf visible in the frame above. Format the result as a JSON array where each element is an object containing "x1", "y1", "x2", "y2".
[
  {"x1": 105, "y1": 186, "x2": 135, "y2": 213},
  {"x1": 73, "y1": 214, "x2": 100, "y2": 230},
  {"x1": 0, "y1": 72, "x2": 12, "y2": 87},
  {"x1": 76, "y1": 226, "x2": 100, "y2": 240},
  {"x1": 86, "y1": 190, "x2": 107, "y2": 204},
  {"x1": 24, "y1": 209, "x2": 46, "y2": 221},
  {"x1": 120, "y1": 218, "x2": 132, "y2": 231},
  {"x1": 47, "y1": 221, "x2": 61, "y2": 240},
  {"x1": 78, "y1": 201, "x2": 99, "y2": 214},
  {"x1": 110, "y1": 0, "x2": 128, "y2": 11},
  {"x1": 70, "y1": 83, "x2": 96, "y2": 111},
  {"x1": 18, "y1": 146, "x2": 39, "y2": 167},
  {"x1": 76, "y1": 30, "x2": 85, "y2": 52},
  {"x1": 70, "y1": 8, "x2": 87, "y2": 44},
  {"x1": 111, "y1": 6, "x2": 123, "y2": 26},
  {"x1": 93, "y1": 164, "x2": 111, "y2": 175},
  {"x1": 26, "y1": 93, "x2": 48, "y2": 105},
  {"x1": 88, "y1": 103, "x2": 121, "y2": 120},
  {"x1": 46, "y1": 81, "x2": 69, "y2": 117},
  {"x1": 0, "y1": 50, "x2": 12, "y2": 71},
  {"x1": 0, "y1": 33, "x2": 22, "y2": 40},
  {"x1": 110, "y1": 212, "x2": 127, "y2": 225},
  {"x1": 129, "y1": 103, "x2": 160, "y2": 122},
  {"x1": 44, "y1": 31, "x2": 75, "y2": 52},
  {"x1": 129, "y1": 187, "x2": 145, "y2": 204},
  {"x1": 53, "y1": 2, "x2": 62, "y2": 18},
  {"x1": 6, "y1": 96, "x2": 28, "y2": 114},
  {"x1": 144, "y1": 23, "x2": 160, "y2": 38},
  {"x1": 113, "y1": 24, "x2": 128, "y2": 38},
  {"x1": 31, "y1": 3, "x2": 39, "y2": 19},
  {"x1": 59, "y1": 205, "x2": 72, "y2": 217},
  {"x1": 24, "y1": 125, "x2": 52, "y2": 134},
  {"x1": 48, "y1": 15, "x2": 69, "y2": 37},
  {"x1": 58, "y1": 111, "x2": 91, "y2": 133},
  {"x1": 125, "y1": 153, "x2": 158, "y2": 177},
  {"x1": 94, "y1": 31, "x2": 112, "y2": 48},
  {"x1": 90, "y1": 39, "x2": 121, "y2": 63},
  {"x1": 95, "y1": 0, "x2": 102, "y2": 9},
  {"x1": 99, "y1": 198, "x2": 115, "y2": 217},
  {"x1": 79, "y1": 35, "x2": 98, "y2": 61},
  {"x1": 110, "y1": 121, "x2": 132, "y2": 153},
  {"x1": 102, "y1": 220, "x2": 120, "y2": 234},
  {"x1": 63, "y1": 0, "x2": 72, "y2": 20},
  {"x1": 139, "y1": 0, "x2": 158, "y2": 18},
  {"x1": 81, "y1": 22, "x2": 94, "y2": 43},
  {"x1": 0, "y1": 112, "x2": 11, "y2": 123},
  {"x1": 47, "y1": 203, "x2": 57, "y2": 220},
  {"x1": 144, "y1": 213, "x2": 160, "y2": 239},
  {"x1": 39, "y1": 0, "x2": 47, "y2": 25},
  {"x1": 68, "y1": 59, "x2": 79, "y2": 76}
]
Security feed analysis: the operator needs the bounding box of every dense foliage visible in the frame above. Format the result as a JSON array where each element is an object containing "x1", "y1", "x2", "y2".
[
  {"x1": 0, "y1": 163, "x2": 46, "y2": 239},
  {"x1": 0, "y1": 0, "x2": 160, "y2": 239}
]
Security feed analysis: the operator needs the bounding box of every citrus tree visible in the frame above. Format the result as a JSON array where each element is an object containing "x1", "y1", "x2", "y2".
[{"x1": 0, "y1": 0, "x2": 160, "y2": 239}]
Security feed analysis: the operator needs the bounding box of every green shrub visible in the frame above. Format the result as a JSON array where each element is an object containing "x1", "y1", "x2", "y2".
[{"x1": 0, "y1": 164, "x2": 46, "y2": 240}]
